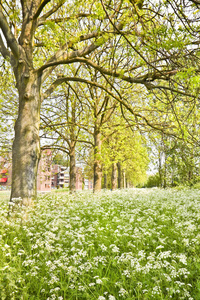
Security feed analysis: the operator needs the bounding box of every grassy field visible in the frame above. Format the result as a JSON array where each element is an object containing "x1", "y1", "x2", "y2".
[{"x1": 0, "y1": 188, "x2": 200, "y2": 299}]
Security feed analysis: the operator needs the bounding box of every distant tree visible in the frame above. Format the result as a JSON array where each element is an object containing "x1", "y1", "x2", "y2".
[
  {"x1": 41, "y1": 79, "x2": 88, "y2": 192},
  {"x1": 149, "y1": 133, "x2": 200, "y2": 187},
  {"x1": 52, "y1": 152, "x2": 68, "y2": 167},
  {"x1": 102, "y1": 116, "x2": 149, "y2": 189}
]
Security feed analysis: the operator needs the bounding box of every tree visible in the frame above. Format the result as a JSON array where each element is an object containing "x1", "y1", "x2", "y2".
[
  {"x1": 101, "y1": 116, "x2": 149, "y2": 189},
  {"x1": 148, "y1": 132, "x2": 200, "y2": 187},
  {"x1": 40, "y1": 78, "x2": 92, "y2": 192},
  {"x1": 82, "y1": 72, "x2": 118, "y2": 192},
  {"x1": 52, "y1": 152, "x2": 68, "y2": 167},
  {"x1": 43, "y1": 58, "x2": 119, "y2": 192}
]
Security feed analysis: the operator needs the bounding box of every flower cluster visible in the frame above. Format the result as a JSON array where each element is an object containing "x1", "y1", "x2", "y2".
[{"x1": 0, "y1": 188, "x2": 199, "y2": 299}]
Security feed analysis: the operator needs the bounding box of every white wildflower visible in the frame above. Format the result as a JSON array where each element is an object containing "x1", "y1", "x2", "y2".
[
  {"x1": 119, "y1": 287, "x2": 128, "y2": 297},
  {"x1": 110, "y1": 244, "x2": 120, "y2": 253},
  {"x1": 96, "y1": 278, "x2": 103, "y2": 284},
  {"x1": 89, "y1": 283, "x2": 95, "y2": 287},
  {"x1": 177, "y1": 254, "x2": 187, "y2": 265},
  {"x1": 108, "y1": 295, "x2": 116, "y2": 300},
  {"x1": 156, "y1": 245, "x2": 164, "y2": 249},
  {"x1": 100, "y1": 244, "x2": 107, "y2": 251}
]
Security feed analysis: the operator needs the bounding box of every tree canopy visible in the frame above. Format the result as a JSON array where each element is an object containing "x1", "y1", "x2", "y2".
[{"x1": 1, "y1": 0, "x2": 200, "y2": 200}]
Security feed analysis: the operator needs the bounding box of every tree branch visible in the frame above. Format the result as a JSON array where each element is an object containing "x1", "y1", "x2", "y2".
[
  {"x1": 41, "y1": 75, "x2": 176, "y2": 134},
  {"x1": 41, "y1": 144, "x2": 70, "y2": 155},
  {"x1": 33, "y1": 0, "x2": 51, "y2": 20},
  {"x1": 39, "y1": 37, "x2": 106, "y2": 77},
  {"x1": 38, "y1": 22, "x2": 123, "y2": 80},
  {"x1": 38, "y1": 13, "x2": 94, "y2": 26},
  {"x1": 0, "y1": 9, "x2": 19, "y2": 59},
  {"x1": 56, "y1": 57, "x2": 175, "y2": 84},
  {"x1": 145, "y1": 83, "x2": 197, "y2": 99},
  {"x1": 37, "y1": 0, "x2": 66, "y2": 24},
  {"x1": 39, "y1": 32, "x2": 101, "y2": 81},
  {"x1": 0, "y1": 32, "x2": 10, "y2": 59}
]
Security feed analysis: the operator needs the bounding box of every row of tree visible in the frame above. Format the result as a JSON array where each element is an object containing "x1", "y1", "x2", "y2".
[
  {"x1": 0, "y1": 0, "x2": 200, "y2": 203},
  {"x1": 40, "y1": 75, "x2": 149, "y2": 191},
  {"x1": 146, "y1": 133, "x2": 200, "y2": 188}
]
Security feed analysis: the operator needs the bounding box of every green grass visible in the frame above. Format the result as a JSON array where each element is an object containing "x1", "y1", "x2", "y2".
[
  {"x1": 0, "y1": 188, "x2": 200, "y2": 299},
  {"x1": 52, "y1": 187, "x2": 70, "y2": 193},
  {"x1": 0, "y1": 190, "x2": 10, "y2": 201}
]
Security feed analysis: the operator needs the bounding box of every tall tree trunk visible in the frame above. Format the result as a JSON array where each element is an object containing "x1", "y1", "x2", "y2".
[
  {"x1": 158, "y1": 150, "x2": 162, "y2": 187},
  {"x1": 103, "y1": 173, "x2": 107, "y2": 189},
  {"x1": 111, "y1": 162, "x2": 117, "y2": 190},
  {"x1": 117, "y1": 162, "x2": 122, "y2": 188},
  {"x1": 123, "y1": 170, "x2": 126, "y2": 188},
  {"x1": 69, "y1": 146, "x2": 76, "y2": 192},
  {"x1": 163, "y1": 154, "x2": 167, "y2": 188},
  {"x1": 93, "y1": 129, "x2": 102, "y2": 192},
  {"x1": 69, "y1": 98, "x2": 77, "y2": 192},
  {"x1": 10, "y1": 72, "x2": 41, "y2": 205}
]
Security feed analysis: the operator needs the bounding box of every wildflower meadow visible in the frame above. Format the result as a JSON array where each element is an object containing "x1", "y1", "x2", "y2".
[{"x1": 0, "y1": 188, "x2": 200, "y2": 299}]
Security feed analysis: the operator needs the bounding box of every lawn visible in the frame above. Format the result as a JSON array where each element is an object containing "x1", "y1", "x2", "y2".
[{"x1": 0, "y1": 188, "x2": 200, "y2": 299}]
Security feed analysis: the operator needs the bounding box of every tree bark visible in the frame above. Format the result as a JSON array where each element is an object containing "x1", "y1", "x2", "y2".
[
  {"x1": 111, "y1": 162, "x2": 117, "y2": 190},
  {"x1": 158, "y1": 151, "x2": 162, "y2": 187},
  {"x1": 117, "y1": 162, "x2": 122, "y2": 188},
  {"x1": 103, "y1": 173, "x2": 107, "y2": 189},
  {"x1": 69, "y1": 146, "x2": 76, "y2": 192},
  {"x1": 10, "y1": 72, "x2": 41, "y2": 205},
  {"x1": 93, "y1": 129, "x2": 102, "y2": 192},
  {"x1": 123, "y1": 170, "x2": 126, "y2": 188},
  {"x1": 163, "y1": 160, "x2": 167, "y2": 188},
  {"x1": 126, "y1": 178, "x2": 128, "y2": 188},
  {"x1": 5, "y1": 0, "x2": 42, "y2": 205}
]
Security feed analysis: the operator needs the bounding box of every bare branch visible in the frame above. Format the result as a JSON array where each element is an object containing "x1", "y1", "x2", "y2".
[
  {"x1": 33, "y1": 0, "x2": 51, "y2": 20},
  {"x1": 38, "y1": 13, "x2": 94, "y2": 26},
  {"x1": 190, "y1": 0, "x2": 200, "y2": 5},
  {"x1": 39, "y1": 31, "x2": 103, "y2": 80},
  {"x1": 48, "y1": 57, "x2": 177, "y2": 85},
  {"x1": 145, "y1": 83, "x2": 198, "y2": 99},
  {"x1": 0, "y1": 9, "x2": 19, "y2": 59},
  {"x1": 0, "y1": 32, "x2": 10, "y2": 59},
  {"x1": 37, "y1": 0, "x2": 66, "y2": 24},
  {"x1": 42, "y1": 76, "x2": 112, "y2": 100},
  {"x1": 39, "y1": 40, "x2": 105, "y2": 77},
  {"x1": 41, "y1": 144, "x2": 70, "y2": 155},
  {"x1": 39, "y1": 22, "x2": 123, "y2": 80},
  {"x1": 42, "y1": 75, "x2": 176, "y2": 134},
  {"x1": 41, "y1": 115, "x2": 71, "y2": 146}
]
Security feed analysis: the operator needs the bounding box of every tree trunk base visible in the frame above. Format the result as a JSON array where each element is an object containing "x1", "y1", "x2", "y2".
[{"x1": 8, "y1": 196, "x2": 35, "y2": 220}]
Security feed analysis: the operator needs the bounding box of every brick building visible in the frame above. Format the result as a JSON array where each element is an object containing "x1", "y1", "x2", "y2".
[
  {"x1": 84, "y1": 178, "x2": 93, "y2": 190},
  {"x1": 0, "y1": 150, "x2": 93, "y2": 191},
  {"x1": 51, "y1": 165, "x2": 84, "y2": 190},
  {"x1": 51, "y1": 165, "x2": 70, "y2": 189},
  {"x1": 37, "y1": 149, "x2": 52, "y2": 191}
]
